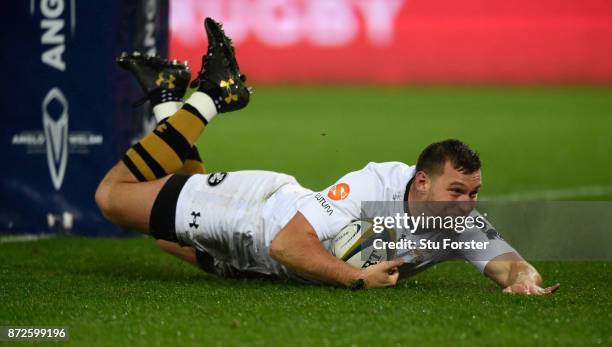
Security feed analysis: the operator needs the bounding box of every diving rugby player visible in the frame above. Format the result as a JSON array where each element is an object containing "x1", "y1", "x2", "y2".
[{"x1": 96, "y1": 18, "x2": 559, "y2": 294}]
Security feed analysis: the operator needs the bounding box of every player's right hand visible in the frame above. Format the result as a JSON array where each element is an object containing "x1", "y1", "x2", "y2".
[{"x1": 361, "y1": 259, "x2": 404, "y2": 288}]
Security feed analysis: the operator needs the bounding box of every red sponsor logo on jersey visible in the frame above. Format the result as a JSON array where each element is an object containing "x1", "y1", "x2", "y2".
[{"x1": 328, "y1": 183, "x2": 350, "y2": 201}]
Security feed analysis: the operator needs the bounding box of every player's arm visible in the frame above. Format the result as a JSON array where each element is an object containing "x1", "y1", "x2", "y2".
[
  {"x1": 484, "y1": 252, "x2": 560, "y2": 295},
  {"x1": 270, "y1": 212, "x2": 403, "y2": 289},
  {"x1": 156, "y1": 240, "x2": 221, "y2": 275},
  {"x1": 156, "y1": 240, "x2": 199, "y2": 267}
]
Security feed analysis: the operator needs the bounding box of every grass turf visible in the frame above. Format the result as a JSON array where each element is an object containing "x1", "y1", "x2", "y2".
[
  {"x1": 197, "y1": 86, "x2": 612, "y2": 198},
  {"x1": 2, "y1": 87, "x2": 612, "y2": 346},
  {"x1": 1, "y1": 237, "x2": 611, "y2": 347}
]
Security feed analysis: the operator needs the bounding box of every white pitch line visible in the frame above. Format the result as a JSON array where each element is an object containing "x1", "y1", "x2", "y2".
[
  {"x1": 0, "y1": 233, "x2": 56, "y2": 244},
  {"x1": 482, "y1": 185, "x2": 612, "y2": 201}
]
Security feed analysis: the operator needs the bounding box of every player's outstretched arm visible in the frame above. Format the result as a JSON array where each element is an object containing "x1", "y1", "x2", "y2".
[
  {"x1": 484, "y1": 252, "x2": 560, "y2": 295},
  {"x1": 156, "y1": 240, "x2": 199, "y2": 267},
  {"x1": 270, "y1": 212, "x2": 403, "y2": 289}
]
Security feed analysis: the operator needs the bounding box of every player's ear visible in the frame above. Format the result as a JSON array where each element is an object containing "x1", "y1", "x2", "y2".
[{"x1": 414, "y1": 171, "x2": 431, "y2": 193}]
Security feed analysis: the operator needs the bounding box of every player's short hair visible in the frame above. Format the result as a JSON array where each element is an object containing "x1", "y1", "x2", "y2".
[{"x1": 416, "y1": 139, "x2": 481, "y2": 176}]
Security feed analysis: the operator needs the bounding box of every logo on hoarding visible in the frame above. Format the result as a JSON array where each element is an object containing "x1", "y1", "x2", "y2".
[
  {"x1": 171, "y1": 0, "x2": 406, "y2": 47},
  {"x1": 10, "y1": 0, "x2": 102, "y2": 190},
  {"x1": 35, "y1": 0, "x2": 75, "y2": 189},
  {"x1": 143, "y1": 0, "x2": 159, "y2": 56},
  {"x1": 42, "y1": 88, "x2": 69, "y2": 190},
  {"x1": 133, "y1": 0, "x2": 161, "y2": 140}
]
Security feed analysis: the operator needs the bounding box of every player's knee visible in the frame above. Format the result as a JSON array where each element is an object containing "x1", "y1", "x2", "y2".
[
  {"x1": 94, "y1": 181, "x2": 111, "y2": 219},
  {"x1": 95, "y1": 181, "x2": 120, "y2": 224}
]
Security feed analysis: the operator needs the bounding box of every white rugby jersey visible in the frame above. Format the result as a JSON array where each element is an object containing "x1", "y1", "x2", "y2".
[
  {"x1": 288, "y1": 161, "x2": 516, "y2": 275},
  {"x1": 296, "y1": 162, "x2": 413, "y2": 241}
]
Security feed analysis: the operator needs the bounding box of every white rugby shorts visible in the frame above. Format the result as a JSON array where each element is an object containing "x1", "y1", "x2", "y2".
[{"x1": 172, "y1": 170, "x2": 311, "y2": 277}]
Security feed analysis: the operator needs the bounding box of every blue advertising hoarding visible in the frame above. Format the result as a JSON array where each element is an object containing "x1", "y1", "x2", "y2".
[{"x1": 1, "y1": 0, "x2": 169, "y2": 236}]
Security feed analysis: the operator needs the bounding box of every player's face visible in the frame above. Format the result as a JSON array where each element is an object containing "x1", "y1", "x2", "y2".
[{"x1": 425, "y1": 161, "x2": 481, "y2": 216}]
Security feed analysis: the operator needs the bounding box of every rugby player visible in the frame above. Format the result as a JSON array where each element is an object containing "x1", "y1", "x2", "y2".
[{"x1": 96, "y1": 18, "x2": 559, "y2": 294}]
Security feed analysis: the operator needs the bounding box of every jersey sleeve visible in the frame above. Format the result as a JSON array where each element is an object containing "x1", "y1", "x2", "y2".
[
  {"x1": 296, "y1": 166, "x2": 380, "y2": 241},
  {"x1": 454, "y1": 210, "x2": 517, "y2": 273}
]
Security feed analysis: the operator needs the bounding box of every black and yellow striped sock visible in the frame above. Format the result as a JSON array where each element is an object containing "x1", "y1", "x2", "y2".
[
  {"x1": 179, "y1": 146, "x2": 206, "y2": 175},
  {"x1": 152, "y1": 100, "x2": 206, "y2": 175},
  {"x1": 122, "y1": 92, "x2": 216, "y2": 181}
]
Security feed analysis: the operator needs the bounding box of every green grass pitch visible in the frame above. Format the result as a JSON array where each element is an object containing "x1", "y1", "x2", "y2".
[{"x1": 2, "y1": 87, "x2": 612, "y2": 346}]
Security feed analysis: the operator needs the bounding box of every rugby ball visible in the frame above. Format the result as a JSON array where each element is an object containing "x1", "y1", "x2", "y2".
[{"x1": 330, "y1": 220, "x2": 396, "y2": 269}]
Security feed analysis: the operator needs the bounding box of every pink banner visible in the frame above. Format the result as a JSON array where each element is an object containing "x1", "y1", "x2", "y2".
[{"x1": 170, "y1": 0, "x2": 612, "y2": 84}]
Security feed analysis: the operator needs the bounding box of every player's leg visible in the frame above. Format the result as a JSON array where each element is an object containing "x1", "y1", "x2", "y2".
[
  {"x1": 95, "y1": 163, "x2": 171, "y2": 231},
  {"x1": 179, "y1": 147, "x2": 206, "y2": 174},
  {"x1": 96, "y1": 56, "x2": 198, "y2": 231},
  {"x1": 145, "y1": 96, "x2": 207, "y2": 176},
  {"x1": 95, "y1": 18, "x2": 250, "y2": 233},
  {"x1": 146, "y1": 92, "x2": 207, "y2": 176},
  {"x1": 95, "y1": 53, "x2": 209, "y2": 231},
  {"x1": 150, "y1": 103, "x2": 205, "y2": 266},
  {"x1": 145, "y1": 94, "x2": 207, "y2": 175}
]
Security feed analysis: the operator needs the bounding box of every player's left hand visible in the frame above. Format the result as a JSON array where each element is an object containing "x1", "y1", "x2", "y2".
[{"x1": 503, "y1": 282, "x2": 560, "y2": 295}]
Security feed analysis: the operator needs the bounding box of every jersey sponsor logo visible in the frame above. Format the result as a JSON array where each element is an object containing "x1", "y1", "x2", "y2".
[
  {"x1": 327, "y1": 183, "x2": 350, "y2": 201},
  {"x1": 207, "y1": 172, "x2": 227, "y2": 186},
  {"x1": 314, "y1": 192, "x2": 334, "y2": 216}
]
